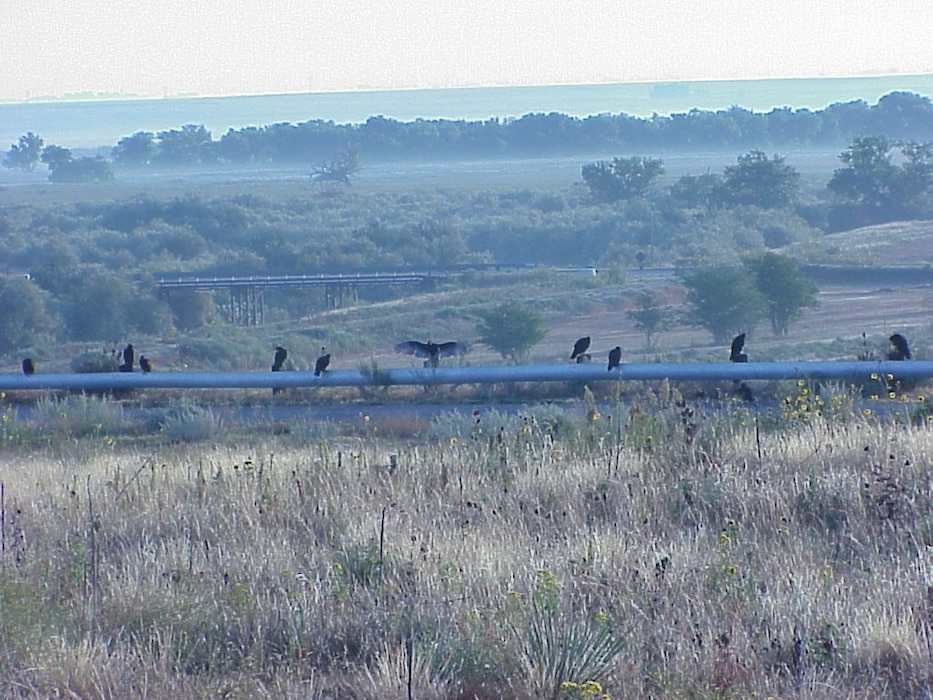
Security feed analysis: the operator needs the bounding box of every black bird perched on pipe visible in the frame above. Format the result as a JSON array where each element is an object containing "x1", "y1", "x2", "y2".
[
  {"x1": 272, "y1": 346, "x2": 288, "y2": 372},
  {"x1": 730, "y1": 333, "x2": 748, "y2": 362},
  {"x1": 888, "y1": 333, "x2": 911, "y2": 360},
  {"x1": 22, "y1": 358, "x2": 35, "y2": 376},
  {"x1": 271, "y1": 346, "x2": 288, "y2": 395},
  {"x1": 119, "y1": 343, "x2": 135, "y2": 372},
  {"x1": 314, "y1": 347, "x2": 331, "y2": 376},
  {"x1": 570, "y1": 336, "x2": 591, "y2": 362},
  {"x1": 607, "y1": 346, "x2": 622, "y2": 371},
  {"x1": 139, "y1": 356, "x2": 152, "y2": 373},
  {"x1": 395, "y1": 340, "x2": 462, "y2": 368}
]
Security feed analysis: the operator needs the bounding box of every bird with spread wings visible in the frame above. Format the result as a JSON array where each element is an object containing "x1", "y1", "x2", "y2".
[{"x1": 395, "y1": 340, "x2": 463, "y2": 368}]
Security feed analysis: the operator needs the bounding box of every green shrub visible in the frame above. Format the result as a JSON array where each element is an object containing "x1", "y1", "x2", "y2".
[
  {"x1": 33, "y1": 393, "x2": 127, "y2": 438},
  {"x1": 70, "y1": 351, "x2": 120, "y2": 374},
  {"x1": 146, "y1": 401, "x2": 220, "y2": 441}
]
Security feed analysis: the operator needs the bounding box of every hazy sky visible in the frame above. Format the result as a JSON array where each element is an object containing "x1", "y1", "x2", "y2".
[{"x1": 3, "y1": 0, "x2": 932, "y2": 100}]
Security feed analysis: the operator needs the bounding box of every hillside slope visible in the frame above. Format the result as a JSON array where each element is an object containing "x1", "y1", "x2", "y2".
[{"x1": 785, "y1": 219, "x2": 933, "y2": 266}]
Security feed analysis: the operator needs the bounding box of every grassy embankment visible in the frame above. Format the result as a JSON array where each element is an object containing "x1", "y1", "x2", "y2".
[{"x1": 0, "y1": 386, "x2": 931, "y2": 699}]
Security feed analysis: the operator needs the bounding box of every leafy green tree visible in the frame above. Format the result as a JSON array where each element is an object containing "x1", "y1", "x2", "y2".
[
  {"x1": 744, "y1": 253, "x2": 819, "y2": 336},
  {"x1": 0, "y1": 276, "x2": 54, "y2": 354},
  {"x1": 2, "y1": 132, "x2": 44, "y2": 171},
  {"x1": 50, "y1": 157, "x2": 114, "y2": 183},
  {"x1": 680, "y1": 266, "x2": 766, "y2": 344},
  {"x1": 164, "y1": 290, "x2": 216, "y2": 330},
  {"x1": 124, "y1": 295, "x2": 174, "y2": 336},
  {"x1": 582, "y1": 156, "x2": 665, "y2": 203},
  {"x1": 40, "y1": 145, "x2": 114, "y2": 183},
  {"x1": 60, "y1": 271, "x2": 135, "y2": 341},
  {"x1": 827, "y1": 136, "x2": 933, "y2": 227},
  {"x1": 112, "y1": 131, "x2": 155, "y2": 167},
  {"x1": 720, "y1": 150, "x2": 800, "y2": 208},
  {"x1": 476, "y1": 302, "x2": 545, "y2": 363},
  {"x1": 669, "y1": 172, "x2": 723, "y2": 209},
  {"x1": 156, "y1": 124, "x2": 214, "y2": 165},
  {"x1": 828, "y1": 136, "x2": 899, "y2": 210},
  {"x1": 28, "y1": 240, "x2": 81, "y2": 296},
  {"x1": 149, "y1": 223, "x2": 207, "y2": 260},
  {"x1": 894, "y1": 140, "x2": 933, "y2": 201},
  {"x1": 40, "y1": 144, "x2": 72, "y2": 169},
  {"x1": 626, "y1": 289, "x2": 676, "y2": 350}
]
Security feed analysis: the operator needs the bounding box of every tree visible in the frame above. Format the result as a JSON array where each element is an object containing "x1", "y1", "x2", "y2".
[
  {"x1": 669, "y1": 172, "x2": 723, "y2": 209},
  {"x1": 40, "y1": 145, "x2": 114, "y2": 183},
  {"x1": 744, "y1": 253, "x2": 819, "y2": 336},
  {"x1": 40, "y1": 144, "x2": 72, "y2": 169},
  {"x1": 626, "y1": 289, "x2": 677, "y2": 350},
  {"x1": 827, "y1": 136, "x2": 899, "y2": 211},
  {"x1": 3, "y1": 132, "x2": 44, "y2": 171},
  {"x1": 476, "y1": 303, "x2": 545, "y2": 363},
  {"x1": 719, "y1": 150, "x2": 800, "y2": 208},
  {"x1": 27, "y1": 240, "x2": 81, "y2": 296},
  {"x1": 164, "y1": 290, "x2": 215, "y2": 330},
  {"x1": 112, "y1": 131, "x2": 155, "y2": 167},
  {"x1": 827, "y1": 136, "x2": 933, "y2": 227},
  {"x1": 60, "y1": 271, "x2": 135, "y2": 340},
  {"x1": 0, "y1": 276, "x2": 53, "y2": 354},
  {"x1": 156, "y1": 124, "x2": 214, "y2": 165},
  {"x1": 582, "y1": 156, "x2": 665, "y2": 203},
  {"x1": 311, "y1": 145, "x2": 361, "y2": 186},
  {"x1": 895, "y1": 140, "x2": 933, "y2": 202},
  {"x1": 63, "y1": 157, "x2": 114, "y2": 183},
  {"x1": 680, "y1": 266, "x2": 766, "y2": 344}
]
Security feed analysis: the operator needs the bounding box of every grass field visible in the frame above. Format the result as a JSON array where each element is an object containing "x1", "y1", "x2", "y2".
[{"x1": 0, "y1": 390, "x2": 931, "y2": 698}]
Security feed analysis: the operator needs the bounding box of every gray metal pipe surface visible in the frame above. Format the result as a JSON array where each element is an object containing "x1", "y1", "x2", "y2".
[{"x1": 0, "y1": 361, "x2": 931, "y2": 391}]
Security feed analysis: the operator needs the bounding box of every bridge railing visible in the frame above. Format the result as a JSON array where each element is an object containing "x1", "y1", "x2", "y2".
[{"x1": 158, "y1": 271, "x2": 437, "y2": 291}]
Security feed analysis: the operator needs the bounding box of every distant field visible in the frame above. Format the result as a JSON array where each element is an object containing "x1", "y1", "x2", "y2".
[{"x1": 0, "y1": 148, "x2": 844, "y2": 203}]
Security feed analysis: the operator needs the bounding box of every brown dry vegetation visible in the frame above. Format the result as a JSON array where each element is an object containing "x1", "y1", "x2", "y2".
[
  {"x1": 784, "y1": 220, "x2": 933, "y2": 267},
  {"x1": 1, "y1": 390, "x2": 932, "y2": 698}
]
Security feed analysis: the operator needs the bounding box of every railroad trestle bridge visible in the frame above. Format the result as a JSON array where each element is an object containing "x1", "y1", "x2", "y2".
[{"x1": 158, "y1": 271, "x2": 442, "y2": 325}]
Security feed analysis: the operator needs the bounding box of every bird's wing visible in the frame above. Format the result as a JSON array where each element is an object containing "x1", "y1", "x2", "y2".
[
  {"x1": 395, "y1": 341, "x2": 431, "y2": 357},
  {"x1": 436, "y1": 341, "x2": 462, "y2": 357}
]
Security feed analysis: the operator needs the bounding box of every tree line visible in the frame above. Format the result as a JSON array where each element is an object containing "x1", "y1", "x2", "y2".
[
  {"x1": 5, "y1": 91, "x2": 933, "y2": 178},
  {"x1": 582, "y1": 137, "x2": 933, "y2": 230}
]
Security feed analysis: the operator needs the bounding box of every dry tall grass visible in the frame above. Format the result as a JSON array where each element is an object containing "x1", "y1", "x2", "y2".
[{"x1": 0, "y1": 390, "x2": 931, "y2": 699}]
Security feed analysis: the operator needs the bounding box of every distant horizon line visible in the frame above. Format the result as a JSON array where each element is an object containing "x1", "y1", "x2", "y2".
[{"x1": 4, "y1": 71, "x2": 933, "y2": 106}]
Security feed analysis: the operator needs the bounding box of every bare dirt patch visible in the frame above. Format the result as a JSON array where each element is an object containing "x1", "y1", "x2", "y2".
[{"x1": 542, "y1": 283, "x2": 929, "y2": 365}]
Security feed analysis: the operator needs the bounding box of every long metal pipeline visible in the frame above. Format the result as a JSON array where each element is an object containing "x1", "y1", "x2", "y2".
[{"x1": 1, "y1": 360, "x2": 931, "y2": 391}]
